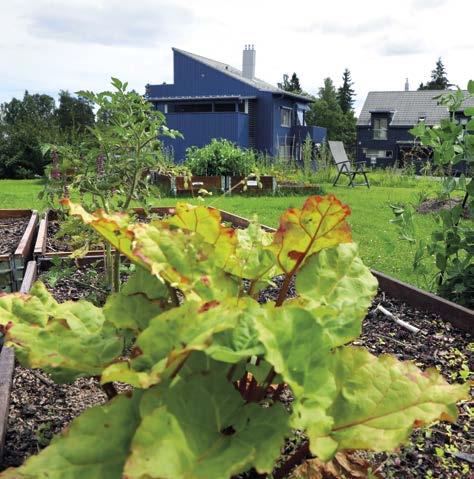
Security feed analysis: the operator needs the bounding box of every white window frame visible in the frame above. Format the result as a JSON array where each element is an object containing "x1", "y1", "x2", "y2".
[
  {"x1": 373, "y1": 117, "x2": 388, "y2": 140},
  {"x1": 281, "y1": 107, "x2": 292, "y2": 128}
]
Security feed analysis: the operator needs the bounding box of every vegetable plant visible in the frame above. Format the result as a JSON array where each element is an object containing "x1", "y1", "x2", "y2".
[
  {"x1": 40, "y1": 78, "x2": 181, "y2": 292},
  {"x1": 185, "y1": 138, "x2": 257, "y2": 176},
  {"x1": 0, "y1": 195, "x2": 467, "y2": 479}
]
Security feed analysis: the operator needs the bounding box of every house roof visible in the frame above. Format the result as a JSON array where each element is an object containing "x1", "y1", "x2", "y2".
[
  {"x1": 148, "y1": 94, "x2": 257, "y2": 102},
  {"x1": 173, "y1": 48, "x2": 314, "y2": 102},
  {"x1": 357, "y1": 90, "x2": 474, "y2": 126}
]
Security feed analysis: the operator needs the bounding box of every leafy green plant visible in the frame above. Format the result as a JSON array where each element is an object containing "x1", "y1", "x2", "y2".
[
  {"x1": 0, "y1": 196, "x2": 467, "y2": 479},
  {"x1": 185, "y1": 138, "x2": 256, "y2": 176},
  {"x1": 40, "y1": 78, "x2": 181, "y2": 292},
  {"x1": 396, "y1": 80, "x2": 474, "y2": 306},
  {"x1": 302, "y1": 134, "x2": 313, "y2": 176}
]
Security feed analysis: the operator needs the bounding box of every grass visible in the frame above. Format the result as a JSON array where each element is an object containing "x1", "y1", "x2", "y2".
[{"x1": 0, "y1": 177, "x2": 461, "y2": 289}]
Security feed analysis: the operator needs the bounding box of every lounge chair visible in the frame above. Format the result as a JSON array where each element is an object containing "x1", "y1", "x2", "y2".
[{"x1": 328, "y1": 141, "x2": 370, "y2": 188}]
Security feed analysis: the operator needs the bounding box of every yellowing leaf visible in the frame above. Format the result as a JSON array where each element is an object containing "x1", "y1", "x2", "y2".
[
  {"x1": 309, "y1": 347, "x2": 469, "y2": 460},
  {"x1": 0, "y1": 282, "x2": 122, "y2": 382},
  {"x1": 269, "y1": 195, "x2": 352, "y2": 275}
]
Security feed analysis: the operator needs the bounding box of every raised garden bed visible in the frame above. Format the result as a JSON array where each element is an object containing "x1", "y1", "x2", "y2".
[
  {"x1": 1, "y1": 207, "x2": 472, "y2": 477},
  {"x1": 227, "y1": 175, "x2": 276, "y2": 195},
  {"x1": 152, "y1": 173, "x2": 226, "y2": 195},
  {"x1": 0, "y1": 210, "x2": 38, "y2": 292}
]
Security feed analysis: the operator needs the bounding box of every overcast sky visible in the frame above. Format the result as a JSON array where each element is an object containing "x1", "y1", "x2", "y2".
[{"x1": 1, "y1": 0, "x2": 473, "y2": 114}]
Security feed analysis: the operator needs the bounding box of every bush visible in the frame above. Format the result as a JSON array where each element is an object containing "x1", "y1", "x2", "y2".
[{"x1": 185, "y1": 139, "x2": 256, "y2": 176}]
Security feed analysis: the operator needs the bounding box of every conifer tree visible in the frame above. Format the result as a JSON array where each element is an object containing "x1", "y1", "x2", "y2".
[
  {"x1": 337, "y1": 69, "x2": 355, "y2": 113},
  {"x1": 418, "y1": 58, "x2": 451, "y2": 90}
]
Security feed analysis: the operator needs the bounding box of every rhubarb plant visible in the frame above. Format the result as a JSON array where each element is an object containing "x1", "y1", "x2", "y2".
[{"x1": 0, "y1": 195, "x2": 467, "y2": 479}]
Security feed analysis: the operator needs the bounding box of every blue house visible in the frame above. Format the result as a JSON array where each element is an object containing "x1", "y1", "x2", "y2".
[
  {"x1": 357, "y1": 88, "x2": 474, "y2": 169},
  {"x1": 145, "y1": 46, "x2": 326, "y2": 162}
]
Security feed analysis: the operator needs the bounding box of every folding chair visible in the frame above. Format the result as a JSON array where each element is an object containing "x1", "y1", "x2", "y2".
[{"x1": 328, "y1": 141, "x2": 370, "y2": 188}]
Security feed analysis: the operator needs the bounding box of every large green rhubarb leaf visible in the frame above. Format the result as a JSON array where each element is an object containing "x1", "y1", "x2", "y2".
[
  {"x1": 104, "y1": 266, "x2": 170, "y2": 333},
  {"x1": 255, "y1": 305, "x2": 336, "y2": 436},
  {"x1": 268, "y1": 195, "x2": 352, "y2": 275},
  {"x1": 309, "y1": 347, "x2": 469, "y2": 461},
  {"x1": 0, "y1": 283, "x2": 122, "y2": 382},
  {"x1": 293, "y1": 243, "x2": 378, "y2": 346},
  {"x1": 101, "y1": 298, "x2": 260, "y2": 388},
  {"x1": 0, "y1": 392, "x2": 143, "y2": 479},
  {"x1": 123, "y1": 357, "x2": 290, "y2": 479}
]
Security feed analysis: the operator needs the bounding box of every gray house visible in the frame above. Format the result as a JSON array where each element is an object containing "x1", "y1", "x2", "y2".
[{"x1": 356, "y1": 90, "x2": 474, "y2": 169}]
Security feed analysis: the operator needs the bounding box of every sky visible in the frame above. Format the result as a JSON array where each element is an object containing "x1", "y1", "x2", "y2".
[{"x1": 1, "y1": 0, "x2": 473, "y2": 114}]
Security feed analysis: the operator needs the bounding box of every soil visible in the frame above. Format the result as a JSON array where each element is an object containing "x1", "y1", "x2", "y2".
[
  {"x1": 1, "y1": 270, "x2": 472, "y2": 478},
  {"x1": 0, "y1": 217, "x2": 28, "y2": 256},
  {"x1": 417, "y1": 198, "x2": 465, "y2": 215}
]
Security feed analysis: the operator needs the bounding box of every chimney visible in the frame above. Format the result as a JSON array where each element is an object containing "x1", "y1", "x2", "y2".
[
  {"x1": 242, "y1": 44, "x2": 256, "y2": 80},
  {"x1": 405, "y1": 78, "x2": 409, "y2": 91}
]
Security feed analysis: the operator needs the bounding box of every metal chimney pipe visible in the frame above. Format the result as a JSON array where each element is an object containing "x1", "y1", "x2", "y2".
[
  {"x1": 405, "y1": 78, "x2": 409, "y2": 91},
  {"x1": 242, "y1": 44, "x2": 256, "y2": 79}
]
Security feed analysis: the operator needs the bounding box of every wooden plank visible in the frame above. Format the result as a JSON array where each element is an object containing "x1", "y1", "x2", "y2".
[
  {"x1": 372, "y1": 269, "x2": 473, "y2": 333},
  {"x1": 0, "y1": 347, "x2": 15, "y2": 462},
  {"x1": 0, "y1": 210, "x2": 31, "y2": 219},
  {"x1": 33, "y1": 218, "x2": 47, "y2": 257},
  {"x1": 13, "y1": 211, "x2": 38, "y2": 259},
  {"x1": 19, "y1": 260, "x2": 37, "y2": 293}
]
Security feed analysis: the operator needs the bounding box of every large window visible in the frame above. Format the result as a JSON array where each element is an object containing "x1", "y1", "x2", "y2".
[
  {"x1": 373, "y1": 117, "x2": 388, "y2": 140},
  {"x1": 281, "y1": 107, "x2": 292, "y2": 127},
  {"x1": 170, "y1": 103, "x2": 212, "y2": 113},
  {"x1": 214, "y1": 103, "x2": 236, "y2": 112}
]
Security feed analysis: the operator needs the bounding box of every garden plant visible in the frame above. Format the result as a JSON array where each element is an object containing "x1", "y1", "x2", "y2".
[
  {"x1": 39, "y1": 78, "x2": 181, "y2": 291},
  {"x1": 392, "y1": 80, "x2": 474, "y2": 307},
  {"x1": 0, "y1": 195, "x2": 467, "y2": 478}
]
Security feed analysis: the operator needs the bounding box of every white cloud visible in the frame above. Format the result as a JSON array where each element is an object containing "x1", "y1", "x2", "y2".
[{"x1": 0, "y1": 0, "x2": 472, "y2": 115}]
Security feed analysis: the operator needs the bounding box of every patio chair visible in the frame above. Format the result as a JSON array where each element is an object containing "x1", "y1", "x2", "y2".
[{"x1": 328, "y1": 141, "x2": 370, "y2": 188}]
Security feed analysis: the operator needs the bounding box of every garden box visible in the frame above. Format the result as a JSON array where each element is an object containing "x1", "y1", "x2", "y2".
[
  {"x1": 0, "y1": 210, "x2": 38, "y2": 292},
  {"x1": 226, "y1": 175, "x2": 276, "y2": 194}
]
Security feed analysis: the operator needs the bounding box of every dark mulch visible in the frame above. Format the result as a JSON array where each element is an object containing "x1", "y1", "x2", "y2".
[
  {"x1": 2, "y1": 270, "x2": 471, "y2": 478},
  {"x1": 417, "y1": 198, "x2": 465, "y2": 215},
  {"x1": 46, "y1": 221, "x2": 71, "y2": 253},
  {"x1": 0, "y1": 217, "x2": 28, "y2": 256}
]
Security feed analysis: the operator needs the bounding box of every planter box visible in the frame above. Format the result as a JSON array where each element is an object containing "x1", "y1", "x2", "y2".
[
  {"x1": 0, "y1": 210, "x2": 38, "y2": 292},
  {"x1": 175, "y1": 176, "x2": 225, "y2": 195},
  {"x1": 34, "y1": 208, "x2": 178, "y2": 261},
  {"x1": 226, "y1": 176, "x2": 276, "y2": 194}
]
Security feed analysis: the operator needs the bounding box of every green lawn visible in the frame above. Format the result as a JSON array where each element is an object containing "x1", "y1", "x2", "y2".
[{"x1": 0, "y1": 178, "x2": 448, "y2": 288}]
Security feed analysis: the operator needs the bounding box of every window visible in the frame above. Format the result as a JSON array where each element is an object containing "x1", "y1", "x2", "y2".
[
  {"x1": 296, "y1": 109, "x2": 305, "y2": 126},
  {"x1": 281, "y1": 107, "x2": 292, "y2": 127},
  {"x1": 171, "y1": 103, "x2": 212, "y2": 113},
  {"x1": 418, "y1": 116, "x2": 426, "y2": 123},
  {"x1": 373, "y1": 117, "x2": 388, "y2": 139},
  {"x1": 365, "y1": 149, "x2": 392, "y2": 158},
  {"x1": 214, "y1": 103, "x2": 236, "y2": 112}
]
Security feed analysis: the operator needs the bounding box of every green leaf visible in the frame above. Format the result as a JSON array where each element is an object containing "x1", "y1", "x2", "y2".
[
  {"x1": 104, "y1": 267, "x2": 169, "y2": 333},
  {"x1": 309, "y1": 347, "x2": 468, "y2": 460},
  {"x1": 0, "y1": 283, "x2": 122, "y2": 382},
  {"x1": 255, "y1": 305, "x2": 336, "y2": 437},
  {"x1": 101, "y1": 299, "x2": 253, "y2": 387},
  {"x1": 123, "y1": 358, "x2": 290, "y2": 479},
  {"x1": 0, "y1": 392, "x2": 143, "y2": 479},
  {"x1": 464, "y1": 106, "x2": 474, "y2": 116},
  {"x1": 467, "y1": 80, "x2": 474, "y2": 95},
  {"x1": 294, "y1": 243, "x2": 378, "y2": 346},
  {"x1": 268, "y1": 195, "x2": 352, "y2": 275}
]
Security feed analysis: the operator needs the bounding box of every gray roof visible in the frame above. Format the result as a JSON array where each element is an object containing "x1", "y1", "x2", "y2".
[
  {"x1": 357, "y1": 90, "x2": 474, "y2": 126},
  {"x1": 173, "y1": 48, "x2": 313, "y2": 102}
]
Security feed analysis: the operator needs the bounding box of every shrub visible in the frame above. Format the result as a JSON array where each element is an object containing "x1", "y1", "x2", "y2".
[{"x1": 185, "y1": 138, "x2": 256, "y2": 176}]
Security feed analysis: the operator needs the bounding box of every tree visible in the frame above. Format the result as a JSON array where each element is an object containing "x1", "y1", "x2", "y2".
[
  {"x1": 56, "y1": 90, "x2": 94, "y2": 139},
  {"x1": 0, "y1": 91, "x2": 59, "y2": 178},
  {"x1": 418, "y1": 58, "x2": 451, "y2": 90},
  {"x1": 306, "y1": 78, "x2": 356, "y2": 152},
  {"x1": 280, "y1": 73, "x2": 302, "y2": 94},
  {"x1": 337, "y1": 69, "x2": 355, "y2": 113}
]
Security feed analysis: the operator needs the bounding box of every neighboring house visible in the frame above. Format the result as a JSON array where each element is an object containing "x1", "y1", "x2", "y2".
[
  {"x1": 357, "y1": 89, "x2": 474, "y2": 169},
  {"x1": 146, "y1": 46, "x2": 326, "y2": 162}
]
